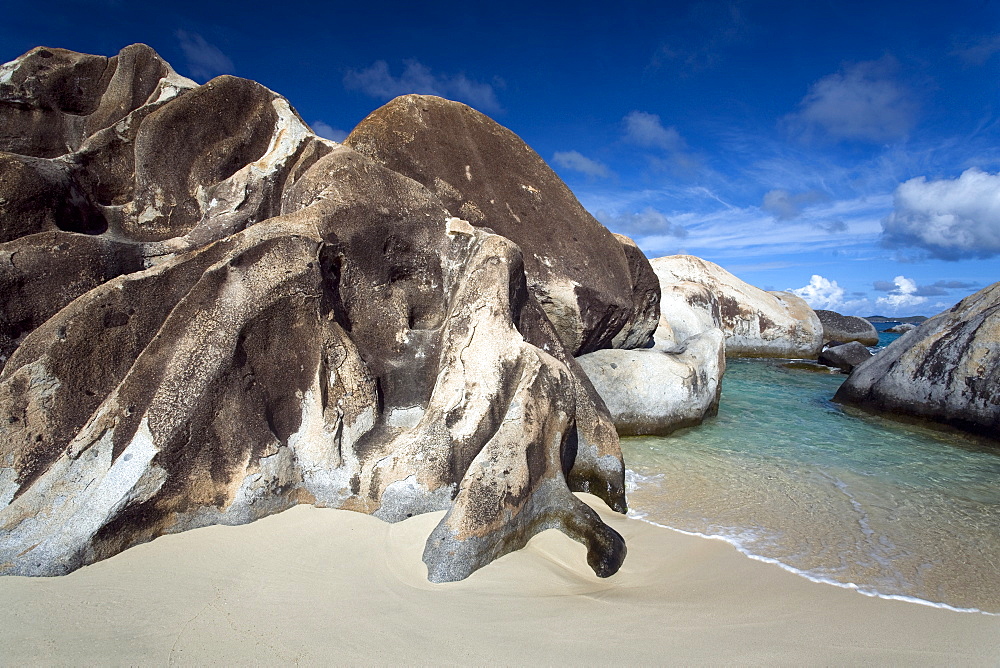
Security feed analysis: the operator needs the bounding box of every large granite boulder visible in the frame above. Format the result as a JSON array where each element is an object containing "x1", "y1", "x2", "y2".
[
  {"x1": 345, "y1": 94, "x2": 657, "y2": 355},
  {"x1": 818, "y1": 341, "x2": 873, "y2": 374},
  {"x1": 835, "y1": 282, "x2": 1000, "y2": 438},
  {"x1": 577, "y1": 329, "x2": 725, "y2": 436},
  {"x1": 651, "y1": 255, "x2": 823, "y2": 358},
  {"x1": 815, "y1": 310, "x2": 879, "y2": 346},
  {"x1": 0, "y1": 45, "x2": 638, "y2": 582}
]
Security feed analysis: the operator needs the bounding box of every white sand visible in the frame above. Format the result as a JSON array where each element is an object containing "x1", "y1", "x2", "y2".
[{"x1": 2, "y1": 495, "x2": 998, "y2": 665}]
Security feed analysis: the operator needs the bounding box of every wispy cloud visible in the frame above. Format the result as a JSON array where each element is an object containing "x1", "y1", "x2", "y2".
[
  {"x1": 596, "y1": 207, "x2": 687, "y2": 238},
  {"x1": 952, "y1": 34, "x2": 1000, "y2": 65},
  {"x1": 624, "y1": 111, "x2": 684, "y2": 150},
  {"x1": 761, "y1": 189, "x2": 826, "y2": 220},
  {"x1": 784, "y1": 57, "x2": 917, "y2": 143},
  {"x1": 311, "y1": 120, "x2": 348, "y2": 142},
  {"x1": 175, "y1": 30, "x2": 234, "y2": 82},
  {"x1": 552, "y1": 151, "x2": 612, "y2": 178},
  {"x1": 344, "y1": 60, "x2": 502, "y2": 113},
  {"x1": 647, "y1": 1, "x2": 749, "y2": 75},
  {"x1": 882, "y1": 167, "x2": 1000, "y2": 260}
]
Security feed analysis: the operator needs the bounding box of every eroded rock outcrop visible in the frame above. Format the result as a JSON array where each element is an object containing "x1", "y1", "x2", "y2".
[
  {"x1": 0, "y1": 45, "x2": 642, "y2": 581},
  {"x1": 815, "y1": 310, "x2": 879, "y2": 346},
  {"x1": 577, "y1": 329, "x2": 725, "y2": 436},
  {"x1": 651, "y1": 255, "x2": 823, "y2": 358},
  {"x1": 835, "y1": 283, "x2": 999, "y2": 438}
]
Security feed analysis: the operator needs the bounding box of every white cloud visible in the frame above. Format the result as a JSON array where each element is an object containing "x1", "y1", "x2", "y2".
[
  {"x1": 785, "y1": 57, "x2": 916, "y2": 143},
  {"x1": 175, "y1": 31, "x2": 234, "y2": 82},
  {"x1": 875, "y1": 275, "x2": 927, "y2": 313},
  {"x1": 882, "y1": 168, "x2": 1000, "y2": 259},
  {"x1": 343, "y1": 60, "x2": 501, "y2": 113},
  {"x1": 597, "y1": 207, "x2": 687, "y2": 238},
  {"x1": 789, "y1": 275, "x2": 875, "y2": 315},
  {"x1": 552, "y1": 151, "x2": 612, "y2": 178},
  {"x1": 791, "y1": 274, "x2": 846, "y2": 310},
  {"x1": 311, "y1": 120, "x2": 348, "y2": 142},
  {"x1": 623, "y1": 111, "x2": 683, "y2": 150}
]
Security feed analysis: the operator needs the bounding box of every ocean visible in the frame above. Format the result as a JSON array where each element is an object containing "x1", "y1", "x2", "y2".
[{"x1": 621, "y1": 324, "x2": 1000, "y2": 614}]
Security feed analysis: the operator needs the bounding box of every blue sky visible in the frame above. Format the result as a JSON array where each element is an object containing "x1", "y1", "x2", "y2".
[{"x1": 4, "y1": 0, "x2": 1000, "y2": 316}]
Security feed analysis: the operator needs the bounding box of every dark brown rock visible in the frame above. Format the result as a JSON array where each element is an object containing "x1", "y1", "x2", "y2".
[
  {"x1": 345, "y1": 94, "x2": 642, "y2": 355},
  {"x1": 815, "y1": 309, "x2": 879, "y2": 346},
  {"x1": 817, "y1": 341, "x2": 873, "y2": 373}
]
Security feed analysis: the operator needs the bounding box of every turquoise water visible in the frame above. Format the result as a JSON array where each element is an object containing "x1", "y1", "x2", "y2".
[{"x1": 621, "y1": 355, "x2": 1000, "y2": 613}]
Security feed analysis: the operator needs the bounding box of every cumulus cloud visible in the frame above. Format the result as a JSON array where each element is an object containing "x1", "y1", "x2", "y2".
[
  {"x1": 882, "y1": 168, "x2": 1000, "y2": 260},
  {"x1": 790, "y1": 275, "x2": 846, "y2": 310},
  {"x1": 176, "y1": 31, "x2": 234, "y2": 82},
  {"x1": 875, "y1": 275, "x2": 927, "y2": 313},
  {"x1": 785, "y1": 57, "x2": 916, "y2": 143},
  {"x1": 344, "y1": 60, "x2": 501, "y2": 113},
  {"x1": 623, "y1": 111, "x2": 683, "y2": 150},
  {"x1": 597, "y1": 207, "x2": 688, "y2": 238},
  {"x1": 311, "y1": 120, "x2": 348, "y2": 142},
  {"x1": 552, "y1": 151, "x2": 612, "y2": 178}
]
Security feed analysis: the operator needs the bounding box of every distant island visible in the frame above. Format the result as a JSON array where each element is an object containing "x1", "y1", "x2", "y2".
[{"x1": 865, "y1": 315, "x2": 929, "y2": 324}]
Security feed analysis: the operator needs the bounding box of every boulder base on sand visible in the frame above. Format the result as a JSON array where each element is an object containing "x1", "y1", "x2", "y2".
[
  {"x1": 0, "y1": 45, "x2": 648, "y2": 581},
  {"x1": 651, "y1": 255, "x2": 823, "y2": 358},
  {"x1": 577, "y1": 329, "x2": 725, "y2": 436},
  {"x1": 814, "y1": 310, "x2": 878, "y2": 346},
  {"x1": 836, "y1": 282, "x2": 1000, "y2": 438}
]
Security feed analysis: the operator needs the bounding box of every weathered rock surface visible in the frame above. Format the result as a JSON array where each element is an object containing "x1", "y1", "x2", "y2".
[
  {"x1": 815, "y1": 310, "x2": 879, "y2": 346},
  {"x1": 885, "y1": 323, "x2": 917, "y2": 334},
  {"x1": 0, "y1": 45, "x2": 643, "y2": 581},
  {"x1": 836, "y1": 283, "x2": 1000, "y2": 438},
  {"x1": 345, "y1": 95, "x2": 655, "y2": 355},
  {"x1": 818, "y1": 341, "x2": 873, "y2": 374},
  {"x1": 577, "y1": 329, "x2": 725, "y2": 436},
  {"x1": 651, "y1": 255, "x2": 823, "y2": 358}
]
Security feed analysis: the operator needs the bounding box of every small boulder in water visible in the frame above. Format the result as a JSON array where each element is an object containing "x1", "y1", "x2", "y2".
[
  {"x1": 885, "y1": 323, "x2": 917, "y2": 334},
  {"x1": 576, "y1": 329, "x2": 725, "y2": 436},
  {"x1": 815, "y1": 309, "x2": 879, "y2": 346},
  {"x1": 818, "y1": 341, "x2": 873, "y2": 374}
]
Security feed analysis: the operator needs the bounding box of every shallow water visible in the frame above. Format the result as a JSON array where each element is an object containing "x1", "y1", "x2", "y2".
[{"x1": 621, "y1": 354, "x2": 1000, "y2": 613}]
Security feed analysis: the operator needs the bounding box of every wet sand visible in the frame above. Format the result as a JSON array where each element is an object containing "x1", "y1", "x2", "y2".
[{"x1": 1, "y1": 495, "x2": 998, "y2": 665}]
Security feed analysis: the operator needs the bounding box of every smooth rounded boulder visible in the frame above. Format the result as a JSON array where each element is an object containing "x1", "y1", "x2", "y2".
[
  {"x1": 815, "y1": 309, "x2": 879, "y2": 346},
  {"x1": 835, "y1": 282, "x2": 1000, "y2": 438},
  {"x1": 651, "y1": 255, "x2": 823, "y2": 358},
  {"x1": 576, "y1": 328, "x2": 725, "y2": 436}
]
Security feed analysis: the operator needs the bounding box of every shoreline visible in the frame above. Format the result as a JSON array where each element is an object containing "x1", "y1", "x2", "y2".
[
  {"x1": 629, "y1": 512, "x2": 999, "y2": 617},
  {"x1": 2, "y1": 495, "x2": 998, "y2": 665}
]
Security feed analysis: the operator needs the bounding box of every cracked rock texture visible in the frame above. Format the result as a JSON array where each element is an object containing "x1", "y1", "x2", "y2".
[
  {"x1": 0, "y1": 45, "x2": 642, "y2": 581},
  {"x1": 651, "y1": 255, "x2": 823, "y2": 359},
  {"x1": 835, "y1": 282, "x2": 1000, "y2": 438}
]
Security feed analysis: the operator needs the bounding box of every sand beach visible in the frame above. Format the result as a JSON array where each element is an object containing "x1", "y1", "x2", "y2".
[{"x1": 2, "y1": 494, "x2": 998, "y2": 665}]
